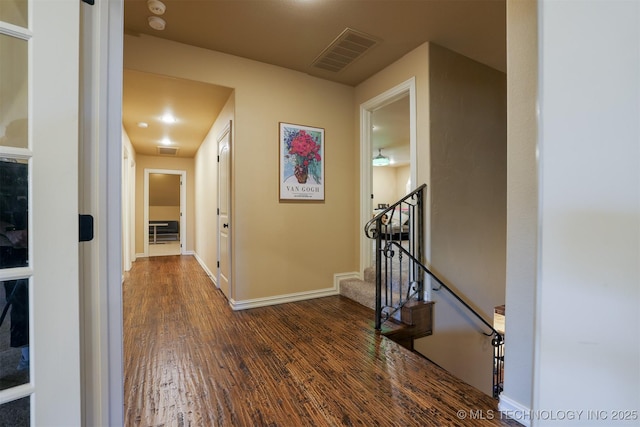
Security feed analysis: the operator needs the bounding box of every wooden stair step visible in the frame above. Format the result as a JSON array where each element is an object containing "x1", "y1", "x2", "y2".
[{"x1": 383, "y1": 301, "x2": 434, "y2": 351}]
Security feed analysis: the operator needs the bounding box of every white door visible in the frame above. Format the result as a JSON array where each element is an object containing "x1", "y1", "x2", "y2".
[
  {"x1": 0, "y1": 1, "x2": 81, "y2": 425},
  {"x1": 217, "y1": 121, "x2": 232, "y2": 298}
]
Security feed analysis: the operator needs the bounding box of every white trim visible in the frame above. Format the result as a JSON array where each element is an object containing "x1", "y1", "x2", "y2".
[
  {"x1": 359, "y1": 77, "x2": 417, "y2": 274},
  {"x1": 0, "y1": 21, "x2": 32, "y2": 40},
  {"x1": 533, "y1": 0, "x2": 545, "y2": 418},
  {"x1": 143, "y1": 168, "x2": 187, "y2": 256},
  {"x1": 79, "y1": 0, "x2": 124, "y2": 424},
  {"x1": 227, "y1": 269, "x2": 358, "y2": 311},
  {"x1": 0, "y1": 267, "x2": 32, "y2": 282},
  {"x1": 193, "y1": 252, "x2": 218, "y2": 287},
  {"x1": 334, "y1": 271, "x2": 362, "y2": 288},
  {"x1": 230, "y1": 287, "x2": 340, "y2": 311},
  {"x1": 0, "y1": 383, "x2": 34, "y2": 406},
  {"x1": 0, "y1": 146, "x2": 32, "y2": 159},
  {"x1": 104, "y1": 1, "x2": 125, "y2": 424},
  {"x1": 498, "y1": 394, "x2": 532, "y2": 427}
]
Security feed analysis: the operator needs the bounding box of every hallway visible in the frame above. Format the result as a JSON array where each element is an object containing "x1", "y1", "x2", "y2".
[{"x1": 123, "y1": 255, "x2": 520, "y2": 426}]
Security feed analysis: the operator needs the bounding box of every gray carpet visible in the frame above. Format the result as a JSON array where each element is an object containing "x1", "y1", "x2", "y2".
[{"x1": 339, "y1": 265, "x2": 412, "y2": 321}]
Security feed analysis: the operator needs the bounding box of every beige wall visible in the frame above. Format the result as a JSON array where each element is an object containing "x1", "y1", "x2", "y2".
[
  {"x1": 126, "y1": 34, "x2": 356, "y2": 303},
  {"x1": 372, "y1": 166, "x2": 397, "y2": 208},
  {"x1": 372, "y1": 165, "x2": 411, "y2": 208},
  {"x1": 395, "y1": 165, "x2": 411, "y2": 198},
  {"x1": 149, "y1": 174, "x2": 180, "y2": 221},
  {"x1": 149, "y1": 173, "x2": 180, "y2": 206},
  {"x1": 149, "y1": 206, "x2": 180, "y2": 221},
  {"x1": 134, "y1": 154, "x2": 196, "y2": 254},
  {"x1": 415, "y1": 44, "x2": 507, "y2": 396}
]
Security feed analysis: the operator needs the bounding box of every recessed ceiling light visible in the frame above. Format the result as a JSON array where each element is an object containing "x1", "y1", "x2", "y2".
[
  {"x1": 161, "y1": 137, "x2": 172, "y2": 146},
  {"x1": 137, "y1": 122, "x2": 148, "y2": 128},
  {"x1": 161, "y1": 113, "x2": 176, "y2": 123}
]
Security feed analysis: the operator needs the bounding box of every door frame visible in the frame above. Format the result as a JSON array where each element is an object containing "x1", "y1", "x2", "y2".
[
  {"x1": 80, "y1": 0, "x2": 125, "y2": 425},
  {"x1": 143, "y1": 168, "x2": 187, "y2": 256},
  {"x1": 359, "y1": 77, "x2": 417, "y2": 274}
]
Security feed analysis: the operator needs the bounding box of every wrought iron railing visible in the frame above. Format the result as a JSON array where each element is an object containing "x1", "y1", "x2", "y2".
[
  {"x1": 365, "y1": 184, "x2": 426, "y2": 328},
  {"x1": 364, "y1": 183, "x2": 504, "y2": 398}
]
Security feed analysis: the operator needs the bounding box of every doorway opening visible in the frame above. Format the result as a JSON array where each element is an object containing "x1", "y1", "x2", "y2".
[
  {"x1": 359, "y1": 77, "x2": 417, "y2": 273},
  {"x1": 143, "y1": 169, "x2": 187, "y2": 257}
]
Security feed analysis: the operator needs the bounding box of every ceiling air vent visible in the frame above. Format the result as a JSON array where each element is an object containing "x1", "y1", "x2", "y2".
[
  {"x1": 157, "y1": 146, "x2": 179, "y2": 156},
  {"x1": 311, "y1": 28, "x2": 380, "y2": 73}
]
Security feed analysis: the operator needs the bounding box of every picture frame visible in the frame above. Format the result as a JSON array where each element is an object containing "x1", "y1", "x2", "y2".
[{"x1": 279, "y1": 122, "x2": 325, "y2": 201}]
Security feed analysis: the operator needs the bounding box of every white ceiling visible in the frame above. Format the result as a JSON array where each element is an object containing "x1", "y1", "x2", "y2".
[{"x1": 122, "y1": 0, "x2": 505, "y2": 159}]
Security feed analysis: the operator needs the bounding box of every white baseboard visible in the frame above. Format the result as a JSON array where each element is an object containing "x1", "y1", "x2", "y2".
[
  {"x1": 334, "y1": 271, "x2": 361, "y2": 289},
  {"x1": 229, "y1": 286, "x2": 340, "y2": 311},
  {"x1": 193, "y1": 252, "x2": 218, "y2": 287},
  {"x1": 229, "y1": 271, "x2": 361, "y2": 310},
  {"x1": 498, "y1": 394, "x2": 531, "y2": 427},
  {"x1": 135, "y1": 250, "x2": 192, "y2": 259}
]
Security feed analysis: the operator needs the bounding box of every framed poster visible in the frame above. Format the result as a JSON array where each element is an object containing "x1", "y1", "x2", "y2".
[{"x1": 279, "y1": 122, "x2": 325, "y2": 201}]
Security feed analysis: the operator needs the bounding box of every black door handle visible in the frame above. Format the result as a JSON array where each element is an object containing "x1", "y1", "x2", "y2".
[
  {"x1": 79, "y1": 215, "x2": 94, "y2": 242},
  {"x1": 223, "y1": 223, "x2": 229, "y2": 228}
]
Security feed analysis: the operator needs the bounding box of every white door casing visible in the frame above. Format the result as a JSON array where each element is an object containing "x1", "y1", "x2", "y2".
[
  {"x1": 79, "y1": 0, "x2": 125, "y2": 425},
  {"x1": 143, "y1": 169, "x2": 186, "y2": 257},
  {"x1": 359, "y1": 78, "x2": 418, "y2": 274},
  {"x1": 217, "y1": 121, "x2": 232, "y2": 298}
]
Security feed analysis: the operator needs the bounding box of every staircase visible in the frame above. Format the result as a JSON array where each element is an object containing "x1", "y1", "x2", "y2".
[
  {"x1": 339, "y1": 267, "x2": 433, "y2": 350},
  {"x1": 340, "y1": 184, "x2": 430, "y2": 349},
  {"x1": 340, "y1": 184, "x2": 505, "y2": 398},
  {"x1": 339, "y1": 265, "x2": 407, "y2": 312},
  {"x1": 338, "y1": 266, "x2": 378, "y2": 311}
]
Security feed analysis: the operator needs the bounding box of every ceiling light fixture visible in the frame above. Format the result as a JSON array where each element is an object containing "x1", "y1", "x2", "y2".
[
  {"x1": 161, "y1": 137, "x2": 172, "y2": 146},
  {"x1": 148, "y1": 16, "x2": 166, "y2": 31},
  {"x1": 372, "y1": 148, "x2": 390, "y2": 167},
  {"x1": 147, "y1": 0, "x2": 166, "y2": 15},
  {"x1": 161, "y1": 113, "x2": 176, "y2": 123},
  {"x1": 137, "y1": 122, "x2": 148, "y2": 128}
]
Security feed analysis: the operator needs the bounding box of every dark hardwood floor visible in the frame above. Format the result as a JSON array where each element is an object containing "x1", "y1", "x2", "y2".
[{"x1": 123, "y1": 255, "x2": 520, "y2": 427}]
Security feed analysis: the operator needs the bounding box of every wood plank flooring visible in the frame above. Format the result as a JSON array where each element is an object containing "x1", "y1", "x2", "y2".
[{"x1": 123, "y1": 255, "x2": 520, "y2": 427}]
